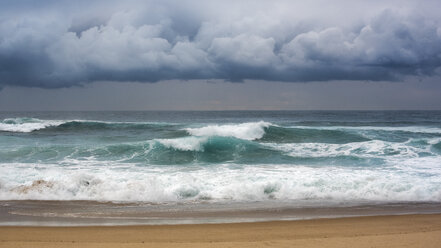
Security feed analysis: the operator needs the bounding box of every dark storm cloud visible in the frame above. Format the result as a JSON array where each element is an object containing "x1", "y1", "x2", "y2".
[{"x1": 1, "y1": 0, "x2": 441, "y2": 88}]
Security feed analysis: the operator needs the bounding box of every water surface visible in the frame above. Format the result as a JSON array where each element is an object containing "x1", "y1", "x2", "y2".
[{"x1": 1, "y1": 111, "x2": 440, "y2": 207}]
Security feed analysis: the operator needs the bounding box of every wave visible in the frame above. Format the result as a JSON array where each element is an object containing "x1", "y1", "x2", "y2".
[
  {"x1": 3, "y1": 136, "x2": 440, "y2": 166},
  {"x1": 293, "y1": 120, "x2": 441, "y2": 127},
  {"x1": 0, "y1": 135, "x2": 284, "y2": 164},
  {"x1": 292, "y1": 125, "x2": 441, "y2": 134},
  {"x1": 0, "y1": 118, "x2": 65, "y2": 133},
  {"x1": 0, "y1": 117, "x2": 178, "y2": 133},
  {"x1": 1, "y1": 163, "x2": 440, "y2": 202},
  {"x1": 150, "y1": 136, "x2": 295, "y2": 164},
  {"x1": 184, "y1": 122, "x2": 372, "y2": 144},
  {"x1": 266, "y1": 139, "x2": 439, "y2": 160},
  {"x1": 50, "y1": 121, "x2": 180, "y2": 134},
  {"x1": 257, "y1": 125, "x2": 441, "y2": 144},
  {"x1": 185, "y1": 121, "x2": 272, "y2": 140},
  {"x1": 3, "y1": 118, "x2": 440, "y2": 147},
  {"x1": 2, "y1": 118, "x2": 440, "y2": 166},
  {"x1": 185, "y1": 122, "x2": 440, "y2": 144},
  {"x1": 259, "y1": 126, "x2": 370, "y2": 144}
]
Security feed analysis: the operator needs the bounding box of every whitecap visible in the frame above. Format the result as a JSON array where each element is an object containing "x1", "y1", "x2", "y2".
[
  {"x1": 155, "y1": 137, "x2": 208, "y2": 152},
  {"x1": 185, "y1": 121, "x2": 272, "y2": 140},
  {"x1": 0, "y1": 118, "x2": 66, "y2": 133}
]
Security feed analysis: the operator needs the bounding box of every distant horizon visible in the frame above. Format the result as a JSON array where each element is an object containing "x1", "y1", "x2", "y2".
[{"x1": 2, "y1": 109, "x2": 441, "y2": 112}]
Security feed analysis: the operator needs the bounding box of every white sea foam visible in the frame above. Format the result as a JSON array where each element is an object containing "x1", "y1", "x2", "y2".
[
  {"x1": 0, "y1": 161, "x2": 440, "y2": 203},
  {"x1": 291, "y1": 125, "x2": 441, "y2": 134},
  {"x1": 0, "y1": 118, "x2": 178, "y2": 133},
  {"x1": 185, "y1": 121, "x2": 272, "y2": 140},
  {"x1": 155, "y1": 137, "x2": 208, "y2": 151},
  {"x1": 155, "y1": 122, "x2": 274, "y2": 151},
  {"x1": 0, "y1": 118, "x2": 65, "y2": 133},
  {"x1": 266, "y1": 139, "x2": 435, "y2": 159},
  {"x1": 428, "y1": 138, "x2": 441, "y2": 145}
]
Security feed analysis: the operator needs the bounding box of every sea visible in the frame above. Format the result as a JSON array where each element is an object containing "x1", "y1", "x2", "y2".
[{"x1": 1, "y1": 111, "x2": 441, "y2": 224}]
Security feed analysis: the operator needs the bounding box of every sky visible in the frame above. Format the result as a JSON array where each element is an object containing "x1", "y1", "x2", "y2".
[{"x1": 0, "y1": 0, "x2": 441, "y2": 110}]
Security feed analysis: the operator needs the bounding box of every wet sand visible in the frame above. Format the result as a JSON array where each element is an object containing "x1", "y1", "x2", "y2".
[
  {"x1": 2, "y1": 200, "x2": 441, "y2": 225},
  {"x1": 1, "y1": 214, "x2": 441, "y2": 248},
  {"x1": 1, "y1": 201, "x2": 441, "y2": 247}
]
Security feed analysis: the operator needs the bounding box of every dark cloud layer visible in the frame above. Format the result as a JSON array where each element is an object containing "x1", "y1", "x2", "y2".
[{"x1": 1, "y1": 0, "x2": 441, "y2": 88}]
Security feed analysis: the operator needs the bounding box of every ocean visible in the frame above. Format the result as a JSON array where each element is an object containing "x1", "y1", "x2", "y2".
[{"x1": 1, "y1": 111, "x2": 441, "y2": 224}]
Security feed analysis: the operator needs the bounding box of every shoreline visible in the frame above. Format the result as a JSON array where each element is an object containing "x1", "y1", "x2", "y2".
[
  {"x1": 1, "y1": 214, "x2": 441, "y2": 247},
  {"x1": 2, "y1": 200, "x2": 441, "y2": 226}
]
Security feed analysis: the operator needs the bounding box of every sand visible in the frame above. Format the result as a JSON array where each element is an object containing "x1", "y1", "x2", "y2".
[{"x1": 1, "y1": 214, "x2": 441, "y2": 248}]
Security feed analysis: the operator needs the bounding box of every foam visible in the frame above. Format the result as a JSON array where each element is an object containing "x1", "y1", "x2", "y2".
[
  {"x1": 155, "y1": 137, "x2": 208, "y2": 151},
  {"x1": 185, "y1": 121, "x2": 272, "y2": 140},
  {"x1": 266, "y1": 139, "x2": 434, "y2": 159},
  {"x1": 0, "y1": 118, "x2": 65, "y2": 132},
  {"x1": 292, "y1": 125, "x2": 441, "y2": 134},
  {"x1": 0, "y1": 162, "x2": 440, "y2": 203},
  {"x1": 0, "y1": 117, "x2": 177, "y2": 133}
]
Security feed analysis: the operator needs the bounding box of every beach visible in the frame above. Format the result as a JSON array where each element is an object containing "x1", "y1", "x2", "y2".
[{"x1": 1, "y1": 214, "x2": 441, "y2": 248}]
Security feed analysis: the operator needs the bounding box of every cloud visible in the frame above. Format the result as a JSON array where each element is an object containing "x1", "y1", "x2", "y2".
[{"x1": 0, "y1": 0, "x2": 441, "y2": 88}]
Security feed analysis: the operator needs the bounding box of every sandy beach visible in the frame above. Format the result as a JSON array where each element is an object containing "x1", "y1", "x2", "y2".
[{"x1": 1, "y1": 213, "x2": 440, "y2": 248}]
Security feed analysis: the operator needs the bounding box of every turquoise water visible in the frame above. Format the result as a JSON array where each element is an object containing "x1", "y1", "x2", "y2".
[{"x1": 0, "y1": 111, "x2": 440, "y2": 204}]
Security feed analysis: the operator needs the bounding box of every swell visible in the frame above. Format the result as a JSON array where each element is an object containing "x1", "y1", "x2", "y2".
[
  {"x1": 0, "y1": 136, "x2": 292, "y2": 165},
  {"x1": 259, "y1": 126, "x2": 370, "y2": 144},
  {"x1": 50, "y1": 121, "x2": 178, "y2": 131},
  {"x1": 2, "y1": 118, "x2": 441, "y2": 165},
  {"x1": 3, "y1": 118, "x2": 440, "y2": 146},
  {"x1": 260, "y1": 126, "x2": 441, "y2": 144},
  {"x1": 0, "y1": 118, "x2": 180, "y2": 133},
  {"x1": 2, "y1": 136, "x2": 440, "y2": 166},
  {"x1": 183, "y1": 122, "x2": 440, "y2": 144},
  {"x1": 294, "y1": 120, "x2": 441, "y2": 127}
]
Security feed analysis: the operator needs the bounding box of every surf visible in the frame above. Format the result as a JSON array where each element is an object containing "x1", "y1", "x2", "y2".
[
  {"x1": 0, "y1": 117, "x2": 179, "y2": 133},
  {"x1": 1, "y1": 111, "x2": 441, "y2": 206}
]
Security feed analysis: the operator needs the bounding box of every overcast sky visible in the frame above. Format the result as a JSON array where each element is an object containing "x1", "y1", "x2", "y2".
[{"x1": 1, "y1": 0, "x2": 441, "y2": 110}]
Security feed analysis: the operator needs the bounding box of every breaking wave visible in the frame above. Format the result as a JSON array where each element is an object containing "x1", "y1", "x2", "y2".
[
  {"x1": 185, "y1": 121, "x2": 272, "y2": 140},
  {"x1": 1, "y1": 113, "x2": 441, "y2": 205},
  {"x1": 0, "y1": 117, "x2": 178, "y2": 133},
  {"x1": 0, "y1": 163, "x2": 440, "y2": 202},
  {"x1": 0, "y1": 118, "x2": 65, "y2": 132},
  {"x1": 0, "y1": 136, "x2": 288, "y2": 165},
  {"x1": 2, "y1": 118, "x2": 440, "y2": 145}
]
